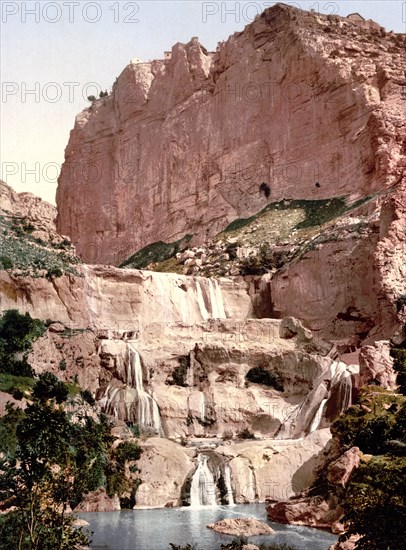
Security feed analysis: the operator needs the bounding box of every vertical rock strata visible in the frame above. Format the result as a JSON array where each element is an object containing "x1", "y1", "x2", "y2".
[{"x1": 56, "y1": 4, "x2": 406, "y2": 266}]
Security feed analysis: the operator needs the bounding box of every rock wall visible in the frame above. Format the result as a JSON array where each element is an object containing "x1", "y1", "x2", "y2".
[
  {"x1": 0, "y1": 265, "x2": 252, "y2": 331},
  {"x1": 56, "y1": 4, "x2": 406, "y2": 266}
]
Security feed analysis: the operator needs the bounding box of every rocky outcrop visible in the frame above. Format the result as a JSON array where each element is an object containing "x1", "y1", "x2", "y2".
[
  {"x1": 267, "y1": 495, "x2": 338, "y2": 530},
  {"x1": 1, "y1": 180, "x2": 57, "y2": 239},
  {"x1": 74, "y1": 487, "x2": 120, "y2": 512},
  {"x1": 57, "y1": 4, "x2": 406, "y2": 267},
  {"x1": 219, "y1": 430, "x2": 332, "y2": 503},
  {"x1": 0, "y1": 265, "x2": 252, "y2": 331},
  {"x1": 207, "y1": 518, "x2": 274, "y2": 536},
  {"x1": 135, "y1": 438, "x2": 195, "y2": 508},
  {"x1": 358, "y1": 340, "x2": 397, "y2": 389},
  {"x1": 267, "y1": 446, "x2": 361, "y2": 530}
]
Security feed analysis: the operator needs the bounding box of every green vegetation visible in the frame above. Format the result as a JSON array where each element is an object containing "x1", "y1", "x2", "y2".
[
  {"x1": 239, "y1": 243, "x2": 291, "y2": 275},
  {"x1": 80, "y1": 388, "x2": 95, "y2": 405},
  {"x1": 167, "y1": 356, "x2": 190, "y2": 387},
  {"x1": 106, "y1": 440, "x2": 142, "y2": 508},
  {"x1": 237, "y1": 427, "x2": 256, "y2": 440},
  {"x1": 331, "y1": 345, "x2": 406, "y2": 550},
  {"x1": 0, "y1": 309, "x2": 45, "y2": 378},
  {"x1": 0, "y1": 212, "x2": 81, "y2": 278},
  {"x1": 32, "y1": 372, "x2": 69, "y2": 404},
  {"x1": 169, "y1": 545, "x2": 199, "y2": 550},
  {"x1": 0, "y1": 255, "x2": 13, "y2": 269},
  {"x1": 136, "y1": 195, "x2": 376, "y2": 276},
  {"x1": 331, "y1": 386, "x2": 404, "y2": 455},
  {"x1": 0, "y1": 373, "x2": 35, "y2": 399},
  {"x1": 344, "y1": 456, "x2": 405, "y2": 550},
  {"x1": 245, "y1": 366, "x2": 284, "y2": 392},
  {"x1": 259, "y1": 182, "x2": 271, "y2": 199},
  {"x1": 120, "y1": 234, "x2": 192, "y2": 269},
  {"x1": 390, "y1": 335, "x2": 406, "y2": 395},
  {"x1": 0, "y1": 374, "x2": 142, "y2": 549},
  {"x1": 396, "y1": 294, "x2": 406, "y2": 313},
  {"x1": 223, "y1": 197, "x2": 371, "y2": 236}
]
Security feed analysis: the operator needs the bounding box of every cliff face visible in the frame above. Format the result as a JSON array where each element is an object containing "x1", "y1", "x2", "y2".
[{"x1": 56, "y1": 3, "x2": 405, "y2": 266}]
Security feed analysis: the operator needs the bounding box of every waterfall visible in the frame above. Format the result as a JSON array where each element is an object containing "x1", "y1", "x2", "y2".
[
  {"x1": 196, "y1": 281, "x2": 209, "y2": 320},
  {"x1": 126, "y1": 343, "x2": 162, "y2": 434},
  {"x1": 200, "y1": 392, "x2": 205, "y2": 422},
  {"x1": 190, "y1": 455, "x2": 217, "y2": 507},
  {"x1": 309, "y1": 398, "x2": 328, "y2": 433},
  {"x1": 208, "y1": 279, "x2": 226, "y2": 319},
  {"x1": 337, "y1": 373, "x2": 353, "y2": 416},
  {"x1": 224, "y1": 464, "x2": 235, "y2": 506},
  {"x1": 99, "y1": 385, "x2": 121, "y2": 415},
  {"x1": 196, "y1": 279, "x2": 226, "y2": 320},
  {"x1": 187, "y1": 351, "x2": 194, "y2": 387}
]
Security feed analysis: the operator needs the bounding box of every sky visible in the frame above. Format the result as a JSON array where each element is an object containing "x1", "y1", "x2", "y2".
[{"x1": 1, "y1": 0, "x2": 405, "y2": 204}]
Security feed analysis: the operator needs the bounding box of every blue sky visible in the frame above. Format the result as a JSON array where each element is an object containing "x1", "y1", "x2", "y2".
[{"x1": 1, "y1": 0, "x2": 405, "y2": 204}]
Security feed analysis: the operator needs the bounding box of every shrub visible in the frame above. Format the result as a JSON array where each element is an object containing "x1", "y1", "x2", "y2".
[
  {"x1": 120, "y1": 235, "x2": 192, "y2": 269},
  {"x1": 46, "y1": 266, "x2": 63, "y2": 279},
  {"x1": 80, "y1": 389, "x2": 95, "y2": 405},
  {"x1": 0, "y1": 310, "x2": 45, "y2": 377},
  {"x1": 115, "y1": 440, "x2": 142, "y2": 464},
  {"x1": 396, "y1": 295, "x2": 406, "y2": 312},
  {"x1": 167, "y1": 356, "x2": 190, "y2": 387},
  {"x1": 245, "y1": 366, "x2": 284, "y2": 391},
  {"x1": 331, "y1": 387, "x2": 405, "y2": 454},
  {"x1": 390, "y1": 338, "x2": 406, "y2": 395},
  {"x1": 225, "y1": 242, "x2": 239, "y2": 260},
  {"x1": 59, "y1": 359, "x2": 67, "y2": 371},
  {"x1": 169, "y1": 544, "x2": 199, "y2": 550},
  {"x1": 0, "y1": 256, "x2": 13, "y2": 269},
  {"x1": 239, "y1": 255, "x2": 266, "y2": 275},
  {"x1": 33, "y1": 372, "x2": 69, "y2": 404},
  {"x1": 237, "y1": 427, "x2": 256, "y2": 440},
  {"x1": 223, "y1": 429, "x2": 234, "y2": 440},
  {"x1": 259, "y1": 182, "x2": 271, "y2": 199}
]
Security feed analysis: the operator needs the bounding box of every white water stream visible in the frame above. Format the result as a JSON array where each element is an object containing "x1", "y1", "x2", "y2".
[{"x1": 190, "y1": 455, "x2": 217, "y2": 507}]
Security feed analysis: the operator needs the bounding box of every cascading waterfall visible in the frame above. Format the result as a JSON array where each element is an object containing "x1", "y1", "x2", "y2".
[
  {"x1": 208, "y1": 279, "x2": 226, "y2": 319},
  {"x1": 99, "y1": 385, "x2": 121, "y2": 417},
  {"x1": 308, "y1": 361, "x2": 354, "y2": 434},
  {"x1": 196, "y1": 279, "x2": 226, "y2": 320},
  {"x1": 309, "y1": 398, "x2": 328, "y2": 433},
  {"x1": 190, "y1": 455, "x2": 217, "y2": 507},
  {"x1": 337, "y1": 373, "x2": 353, "y2": 416},
  {"x1": 196, "y1": 281, "x2": 210, "y2": 320},
  {"x1": 224, "y1": 464, "x2": 235, "y2": 506},
  {"x1": 127, "y1": 343, "x2": 162, "y2": 434},
  {"x1": 187, "y1": 351, "x2": 194, "y2": 387}
]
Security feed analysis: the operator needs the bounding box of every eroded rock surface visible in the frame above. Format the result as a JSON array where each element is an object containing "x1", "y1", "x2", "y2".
[
  {"x1": 207, "y1": 517, "x2": 274, "y2": 536},
  {"x1": 56, "y1": 4, "x2": 405, "y2": 267}
]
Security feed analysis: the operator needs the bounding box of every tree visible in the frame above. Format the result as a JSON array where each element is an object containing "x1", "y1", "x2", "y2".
[
  {"x1": 331, "y1": 386, "x2": 406, "y2": 549},
  {"x1": 0, "y1": 375, "x2": 134, "y2": 549},
  {"x1": 32, "y1": 372, "x2": 68, "y2": 404},
  {"x1": 0, "y1": 400, "x2": 92, "y2": 549},
  {"x1": 0, "y1": 310, "x2": 45, "y2": 377}
]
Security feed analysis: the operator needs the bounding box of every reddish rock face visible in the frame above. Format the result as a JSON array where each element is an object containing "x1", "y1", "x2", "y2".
[
  {"x1": 56, "y1": 4, "x2": 405, "y2": 266},
  {"x1": 1, "y1": 180, "x2": 57, "y2": 239},
  {"x1": 73, "y1": 487, "x2": 120, "y2": 513}
]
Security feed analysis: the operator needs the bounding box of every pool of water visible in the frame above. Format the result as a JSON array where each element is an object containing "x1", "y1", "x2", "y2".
[{"x1": 79, "y1": 503, "x2": 337, "y2": 550}]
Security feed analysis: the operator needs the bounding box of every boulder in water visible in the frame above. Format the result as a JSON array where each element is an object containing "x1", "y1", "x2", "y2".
[{"x1": 207, "y1": 517, "x2": 274, "y2": 536}]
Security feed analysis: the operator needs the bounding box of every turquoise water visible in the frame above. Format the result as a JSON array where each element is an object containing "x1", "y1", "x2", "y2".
[{"x1": 79, "y1": 503, "x2": 337, "y2": 550}]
